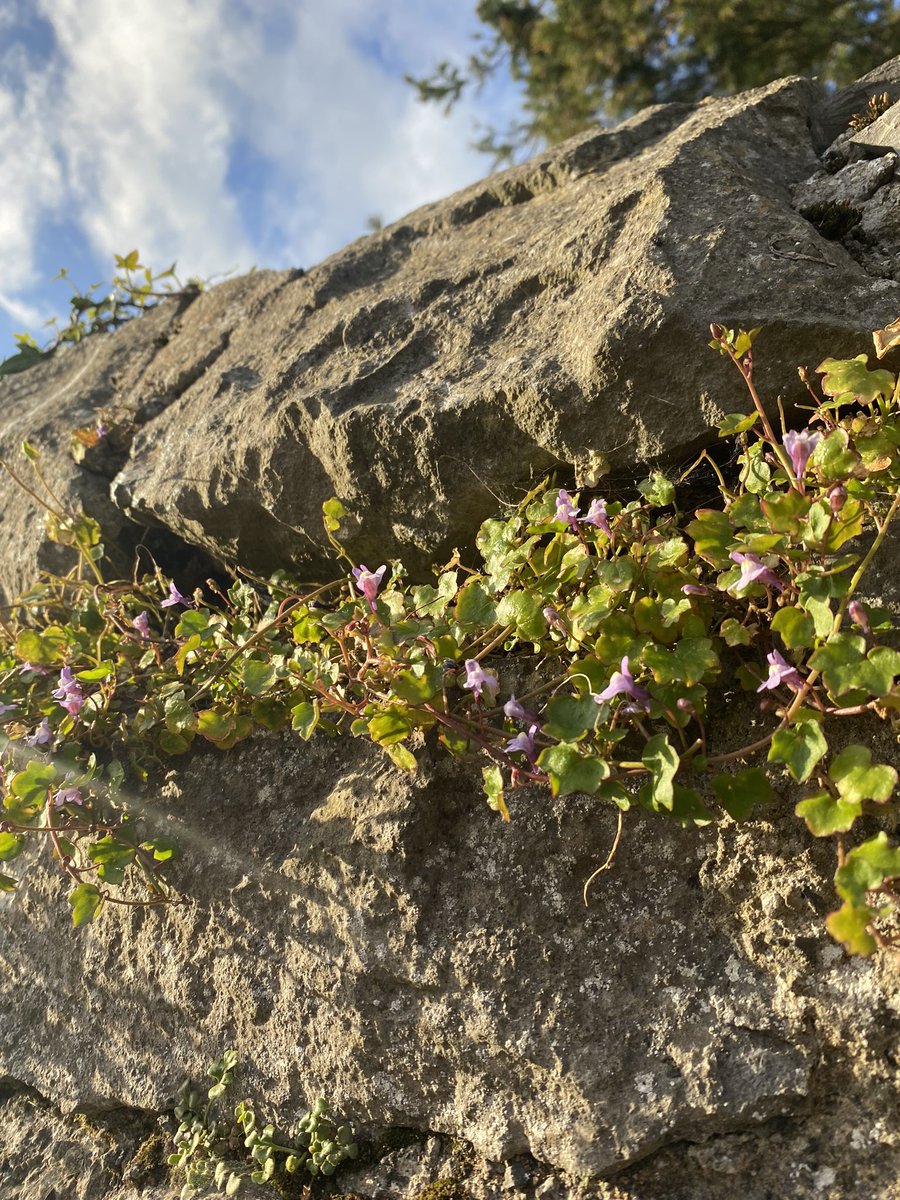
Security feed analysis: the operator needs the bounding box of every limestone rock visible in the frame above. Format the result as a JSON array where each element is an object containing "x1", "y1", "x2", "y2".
[
  {"x1": 0, "y1": 726, "x2": 898, "y2": 1193},
  {"x1": 1, "y1": 70, "x2": 900, "y2": 593}
]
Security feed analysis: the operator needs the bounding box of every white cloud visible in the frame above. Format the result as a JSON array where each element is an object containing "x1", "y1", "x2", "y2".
[{"x1": 0, "y1": 0, "x2": 515, "y2": 335}]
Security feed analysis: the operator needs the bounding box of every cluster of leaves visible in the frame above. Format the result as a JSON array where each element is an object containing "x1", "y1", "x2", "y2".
[
  {"x1": 407, "y1": 0, "x2": 900, "y2": 161},
  {"x1": 0, "y1": 250, "x2": 202, "y2": 377},
  {"x1": 169, "y1": 1050, "x2": 358, "y2": 1197},
  {"x1": 0, "y1": 329, "x2": 899, "y2": 955}
]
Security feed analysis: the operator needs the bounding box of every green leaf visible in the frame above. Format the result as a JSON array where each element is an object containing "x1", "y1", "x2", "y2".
[
  {"x1": 760, "y1": 489, "x2": 809, "y2": 534},
  {"x1": 768, "y1": 710, "x2": 827, "y2": 782},
  {"x1": 686, "y1": 509, "x2": 733, "y2": 568},
  {"x1": 6, "y1": 761, "x2": 56, "y2": 823},
  {"x1": 810, "y1": 428, "x2": 859, "y2": 482},
  {"x1": 242, "y1": 659, "x2": 276, "y2": 697},
  {"x1": 825, "y1": 902, "x2": 877, "y2": 956},
  {"x1": 76, "y1": 662, "x2": 115, "y2": 682},
  {"x1": 322, "y1": 498, "x2": 346, "y2": 533},
  {"x1": 0, "y1": 832, "x2": 25, "y2": 861},
  {"x1": 391, "y1": 666, "x2": 443, "y2": 705},
  {"x1": 712, "y1": 768, "x2": 775, "y2": 820},
  {"x1": 251, "y1": 698, "x2": 291, "y2": 731},
  {"x1": 771, "y1": 606, "x2": 814, "y2": 650},
  {"x1": 496, "y1": 590, "x2": 547, "y2": 641},
  {"x1": 640, "y1": 733, "x2": 679, "y2": 811},
  {"x1": 164, "y1": 692, "x2": 197, "y2": 735},
  {"x1": 292, "y1": 608, "x2": 324, "y2": 644},
  {"x1": 0, "y1": 873, "x2": 17, "y2": 892},
  {"x1": 796, "y1": 790, "x2": 862, "y2": 836},
  {"x1": 542, "y1": 694, "x2": 599, "y2": 741},
  {"x1": 197, "y1": 708, "x2": 236, "y2": 744},
  {"x1": 482, "y1": 766, "x2": 509, "y2": 820},
  {"x1": 454, "y1": 580, "x2": 496, "y2": 628},
  {"x1": 367, "y1": 708, "x2": 414, "y2": 746},
  {"x1": 141, "y1": 836, "x2": 177, "y2": 862},
  {"x1": 834, "y1": 833, "x2": 900, "y2": 905},
  {"x1": 719, "y1": 618, "x2": 754, "y2": 647},
  {"x1": 537, "y1": 743, "x2": 609, "y2": 797},
  {"x1": 816, "y1": 354, "x2": 894, "y2": 404},
  {"x1": 15, "y1": 626, "x2": 68, "y2": 665},
  {"x1": 638, "y1": 471, "x2": 675, "y2": 507},
  {"x1": 158, "y1": 729, "x2": 193, "y2": 756},
  {"x1": 717, "y1": 411, "x2": 759, "y2": 436},
  {"x1": 0, "y1": 344, "x2": 50, "y2": 376},
  {"x1": 384, "y1": 743, "x2": 417, "y2": 772},
  {"x1": 809, "y1": 635, "x2": 900, "y2": 699},
  {"x1": 89, "y1": 836, "x2": 136, "y2": 885},
  {"x1": 175, "y1": 608, "x2": 212, "y2": 639},
  {"x1": 643, "y1": 637, "x2": 718, "y2": 686},
  {"x1": 829, "y1": 745, "x2": 897, "y2": 805},
  {"x1": 291, "y1": 700, "x2": 319, "y2": 739},
  {"x1": 69, "y1": 883, "x2": 103, "y2": 928}
]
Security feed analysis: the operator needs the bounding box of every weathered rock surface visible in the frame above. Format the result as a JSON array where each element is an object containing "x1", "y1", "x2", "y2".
[
  {"x1": 1, "y1": 66, "x2": 900, "y2": 595},
  {"x1": 1, "y1": 719, "x2": 899, "y2": 1198},
  {"x1": 2, "y1": 58, "x2": 900, "y2": 1200}
]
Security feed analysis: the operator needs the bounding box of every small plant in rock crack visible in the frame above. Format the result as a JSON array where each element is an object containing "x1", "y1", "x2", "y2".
[
  {"x1": 168, "y1": 1050, "x2": 358, "y2": 1197},
  {"x1": 0, "y1": 325, "x2": 899, "y2": 955},
  {"x1": 0, "y1": 249, "x2": 206, "y2": 377}
]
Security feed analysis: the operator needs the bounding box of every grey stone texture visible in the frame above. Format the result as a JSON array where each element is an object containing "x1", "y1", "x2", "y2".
[
  {"x1": 1, "y1": 68, "x2": 900, "y2": 595},
  {"x1": 1, "y1": 58, "x2": 900, "y2": 1200}
]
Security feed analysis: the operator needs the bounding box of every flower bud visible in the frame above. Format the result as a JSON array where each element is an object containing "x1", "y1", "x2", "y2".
[
  {"x1": 828, "y1": 484, "x2": 847, "y2": 514},
  {"x1": 848, "y1": 600, "x2": 871, "y2": 635}
]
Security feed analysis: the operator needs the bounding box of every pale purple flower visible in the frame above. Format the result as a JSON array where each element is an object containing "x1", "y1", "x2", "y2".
[
  {"x1": 504, "y1": 695, "x2": 539, "y2": 726},
  {"x1": 729, "y1": 552, "x2": 783, "y2": 594},
  {"x1": 52, "y1": 667, "x2": 83, "y2": 717},
  {"x1": 53, "y1": 785, "x2": 84, "y2": 808},
  {"x1": 682, "y1": 583, "x2": 711, "y2": 596},
  {"x1": 463, "y1": 658, "x2": 499, "y2": 702},
  {"x1": 95, "y1": 421, "x2": 109, "y2": 439},
  {"x1": 131, "y1": 611, "x2": 151, "y2": 640},
  {"x1": 505, "y1": 723, "x2": 539, "y2": 765},
  {"x1": 351, "y1": 564, "x2": 387, "y2": 614},
  {"x1": 555, "y1": 489, "x2": 581, "y2": 533},
  {"x1": 160, "y1": 581, "x2": 190, "y2": 608},
  {"x1": 591, "y1": 656, "x2": 651, "y2": 710},
  {"x1": 757, "y1": 649, "x2": 802, "y2": 692},
  {"x1": 783, "y1": 429, "x2": 820, "y2": 481},
  {"x1": 26, "y1": 718, "x2": 53, "y2": 747},
  {"x1": 543, "y1": 606, "x2": 569, "y2": 634},
  {"x1": 848, "y1": 600, "x2": 871, "y2": 635},
  {"x1": 18, "y1": 661, "x2": 48, "y2": 676},
  {"x1": 0, "y1": 702, "x2": 16, "y2": 717},
  {"x1": 584, "y1": 497, "x2": 612, "y2": 539}
]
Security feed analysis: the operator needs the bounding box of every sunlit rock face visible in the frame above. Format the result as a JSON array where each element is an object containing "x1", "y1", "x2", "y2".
[
  {"x1": 1, "y1": 60, "x2": 899, "y2": 594},
  {"x1": 1, "y1": 58, "x2": 900, "y2": 1200}
]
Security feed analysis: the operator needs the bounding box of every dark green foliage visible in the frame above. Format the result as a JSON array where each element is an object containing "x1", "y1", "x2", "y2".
[{"x1": 408, "y1": 1, "x2": 900, "y2": 160}]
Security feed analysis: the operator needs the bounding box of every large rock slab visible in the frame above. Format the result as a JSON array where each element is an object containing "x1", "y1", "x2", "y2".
[
  {"x1": 2, "y1": 68, "x2": 900, "y2": 594},
  {"x1": 1, "y1": 725, "x2": 898, "y2": 1194}
]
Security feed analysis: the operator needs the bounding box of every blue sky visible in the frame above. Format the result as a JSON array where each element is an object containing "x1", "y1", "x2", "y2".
[{"x1": 0, "y1": 0, "x2": 520, "y2": 354}]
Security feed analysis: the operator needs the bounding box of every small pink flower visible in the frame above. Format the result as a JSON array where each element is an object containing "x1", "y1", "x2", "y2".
[
  {"x1": 555, "y1": 489, "x2": 580, "y2": 533},
  {"x1": 584, "y1": 497, "x2": 612, "y2": 539},
  {"x1": 26, "y1": 718, "x2": 53, "y2": 747},
  {"x1": 351, "y1": 564, "x2": 387, "y2": 614},
  {"x1": 757, "y1": 649, "x2": 803, "y2": 693},
  {"x1": 53, "y1": 785, "x2": 84, "y2": 808},
  {"x1": 783, "y1": 428, "x2": 820, "y2": 481},
  {"x1": 729, "y1": 552, "x2": 783, "y2": 595},
  {"x1": 160, "y1": 581, "x2": 189, "y2": 608},
  {"x1": 463, "y1": 659, "x2": 499, "y2": 702},
  {"x1": 132, "y1": 611, "x2": 151, "y2": 640},
  {"x1": 592, "y1": 656, "x2": 650, "y2": 710},
  {"x1": 52, "y1": 667, "x2": 83, "y2": 718}
]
